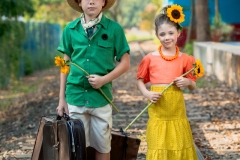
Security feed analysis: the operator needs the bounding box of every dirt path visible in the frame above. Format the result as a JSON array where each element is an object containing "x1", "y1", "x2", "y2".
[{"x1": 0, "y1": 41, "x2": 240, "y2": 160}]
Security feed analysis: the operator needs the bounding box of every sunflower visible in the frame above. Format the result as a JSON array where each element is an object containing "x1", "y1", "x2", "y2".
[
  {"x1": 60, "y1": 65, "x2": 70, "y2": 74},
  {"x1": 194, "y1": 59, "x2": 204, "y2": 78},
  {"x1": 54, "y1": 56, "x2": 65, "y2": 67},
  {"x1": 167, "y1": 4, "x2": 185, "y2": 24},
  {"x1": 55, "y1": 56, "x2": 70, "y2": 74}
]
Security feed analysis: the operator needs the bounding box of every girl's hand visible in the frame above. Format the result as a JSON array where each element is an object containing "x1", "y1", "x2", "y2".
[
  {"x1": 144, "y1": 90, "x2": 162, "y2": 103},
  {"x1": 174, "y1": 77, "x2": 190, "y2": 88},
  {"x1": 87, "y1": 75, "x2": 105, "y2": 89}
]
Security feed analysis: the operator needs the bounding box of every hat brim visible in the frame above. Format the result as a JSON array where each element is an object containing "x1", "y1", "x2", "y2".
[{"x1": 67, "y1": 0, "x2": 116, "y2": 13}]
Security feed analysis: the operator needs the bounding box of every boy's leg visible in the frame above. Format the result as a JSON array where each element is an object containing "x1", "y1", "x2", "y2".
[
  {"x1": 95, "y1": 151, "x2": 110, "y2": 160},
  {"x1": 90, "y1": 104, "x2": 112, "y2": 160},
  {"x1": 68, "y1": 104, "x2": 91, "y2": 148}
]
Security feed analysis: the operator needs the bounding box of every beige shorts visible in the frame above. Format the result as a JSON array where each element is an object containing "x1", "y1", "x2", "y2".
[{"x1": 68, "y1": 104, "x2": 112, "y2": 153}]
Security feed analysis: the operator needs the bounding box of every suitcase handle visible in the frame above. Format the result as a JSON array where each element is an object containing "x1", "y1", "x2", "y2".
[{"x1": 56, "y1": 113, "x2": 70, "y2": 121}]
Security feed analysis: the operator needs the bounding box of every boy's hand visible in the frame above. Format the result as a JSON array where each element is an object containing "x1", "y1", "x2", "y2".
[
  {"x1": 56, "y1": 99, "x2": 69, "y2": 116},
  {"x1": 87, "y1": 75, "x2": 105, "y2": 89},
  {"x1": 144, "y1": 90, "x2": 162, "y2": 103}
]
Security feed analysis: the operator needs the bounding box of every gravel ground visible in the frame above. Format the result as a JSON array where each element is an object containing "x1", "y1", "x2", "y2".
[{"x1": 0, "y1": 41, "x2": 240, "y2": 160}]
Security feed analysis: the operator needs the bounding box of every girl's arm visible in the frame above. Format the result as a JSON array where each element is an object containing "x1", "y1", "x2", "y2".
[
  {"x1": 137, "y1": 79, "x2": 161, "y2": 103},
  {"x1": 88, "y1": 53, "x2": 130, "y2": 89},
  {"x1": 187, "y1": 79, "x2": 196, "y2": 90},
  {"x1": 57, "y1": 54, "x2": 70, "y2": 116}
]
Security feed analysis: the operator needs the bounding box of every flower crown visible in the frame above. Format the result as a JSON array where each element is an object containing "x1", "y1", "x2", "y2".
[{"x1": 166, "y1": 4, "x2": 185, "y2": 24}]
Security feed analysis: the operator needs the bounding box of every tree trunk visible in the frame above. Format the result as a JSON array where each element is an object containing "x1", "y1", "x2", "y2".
[
  {"x1": 108, "y1": 0, "x2": 122, "y2": 23},
  {"x1": 215, "y1": 0, "x2": 219, "y2": 20},
  {"x1": 185, "y1": 0, "x2": 195, "y2": 44},
  {"x1": 195, "y1": 0, "x2": 211, "y2": 41}
]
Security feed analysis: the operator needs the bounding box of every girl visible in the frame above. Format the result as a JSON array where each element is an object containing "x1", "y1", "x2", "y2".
[{"x1": 137, "y1": 4, "x2": 198, "y2": 160}]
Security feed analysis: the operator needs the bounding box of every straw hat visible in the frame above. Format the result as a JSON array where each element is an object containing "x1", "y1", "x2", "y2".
[{"x1": 67, "y1": 0, "x2": 116, "y2": 12}]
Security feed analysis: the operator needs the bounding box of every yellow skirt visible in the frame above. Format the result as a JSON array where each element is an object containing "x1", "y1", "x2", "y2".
[{"x1": 146, "y1": 86, "x2": 197, "y2": 160}]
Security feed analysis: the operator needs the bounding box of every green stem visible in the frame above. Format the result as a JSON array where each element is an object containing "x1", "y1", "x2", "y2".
[
  {"x1": 124, "y1": 102, "x2": 153, "y2": 131},
  {"x1": 69, "y1": 62, "x2": 119, "y2": 113},
  {"x1": 124, "y1": 67, "x2": 195, "y2": 131}
]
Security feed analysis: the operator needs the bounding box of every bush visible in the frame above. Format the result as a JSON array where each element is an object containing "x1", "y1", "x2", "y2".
[{"x1": 183, "y1": 41, "x2": 194, "y2": 56}]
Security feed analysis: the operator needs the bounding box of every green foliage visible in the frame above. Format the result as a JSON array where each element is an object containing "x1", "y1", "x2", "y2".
[
  {"x1": 0, "y1": 0, "x2": 35, "y2": 18},
  {"x1": 39, "y1": 0, "x2": 64, "y2": 5},
  {"x1": 0, "y1": 21, "x2": 26, "y2": 88},
  {"x1": 138, "y1": 0, "x2": 162, "y2": 33},
  {"x1": 0, "y1": 20, "x2": 59, "y2": 84},
  {"x1": 119, "y1": 0, "x2": 151, "y2": 28},
  {"x1": 31, "y1": 0, "x2": 153, "y2": 29},
  {"x1": 32, "y1": 1, "x2": 80, "y2": 27},
  {"x1": 183, "y1": 41, "x2": 195, "y2": 56},
  {"x1": 196, "y1": 78, "x2": 205, "y2": 88},
  {"x1": 21, "y1": 52, "x2": 34, "y2": 75},
  {"x1": 210, "y1": 14, "x2": 234, "y2": 42},
  {"x1": 151, "y1": 0, "x2": 162, "y2": 13},
  {"x1": 138, "y1": 3, "x2": 157, "y2": 31},
  {"x1": 126, "y1": 34, "x2": 153, "y2": 42},
  {"x1": 0, "y1": 0, "x2": 60, "y2": 89}
]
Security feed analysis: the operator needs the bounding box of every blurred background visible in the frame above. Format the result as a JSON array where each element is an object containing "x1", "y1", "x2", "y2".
[{"x1": 0, "y1": 0, "x2": 239, "y2": 89}]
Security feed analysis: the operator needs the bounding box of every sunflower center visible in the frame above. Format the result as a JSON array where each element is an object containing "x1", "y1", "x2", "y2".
[
  {"x1": 197, "y1": 67, "x2": 200, "y2": 73},
  {"x1": 171, "y1": 10, "x2": 180, "y2": 19}
]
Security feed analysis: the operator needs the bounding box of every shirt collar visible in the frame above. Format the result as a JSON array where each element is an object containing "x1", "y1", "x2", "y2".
[{"x1": 69, "y1": 14, "x2": 109, "y2": 29}]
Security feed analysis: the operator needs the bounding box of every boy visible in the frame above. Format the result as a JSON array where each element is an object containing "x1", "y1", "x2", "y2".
[{"x1": 56, "y1": 0, "x2": 130, "y2": 159}]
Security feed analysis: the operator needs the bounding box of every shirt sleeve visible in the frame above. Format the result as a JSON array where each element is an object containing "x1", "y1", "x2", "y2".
[
  {"x1": 184, "y1": 55, "x2": 197, "y2": 82},
  {"x1": 137, "y1": 55, "x2": 150, "y2": 84},
  {"x1": 57, "y1": 26, "x2": 73, "y2": 58},
  {"x1": 113, "y1": 24, "x2": 130, "y2": 62}
]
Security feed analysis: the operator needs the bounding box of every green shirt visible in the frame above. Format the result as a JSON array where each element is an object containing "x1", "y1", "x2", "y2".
[{"x1": 57, "y1": 15, "x2": 130, "y2": 108}]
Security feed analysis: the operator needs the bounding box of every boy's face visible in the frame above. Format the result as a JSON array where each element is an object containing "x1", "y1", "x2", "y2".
[
  {"x1": 156, "y1": 23, "x2": 180, "y2": 49},
  {"x1": 79, "y1": 0, "x2": 105, "y2": 19}
]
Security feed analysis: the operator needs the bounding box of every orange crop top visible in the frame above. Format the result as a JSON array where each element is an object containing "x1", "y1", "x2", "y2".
[{"x1": 137, "y1": 52, "x2": 197, "y2": 84}]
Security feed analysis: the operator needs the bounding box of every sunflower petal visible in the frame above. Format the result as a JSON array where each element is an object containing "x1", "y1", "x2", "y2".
[
  {"x1": 194, "y1": 59, "x2": 204, "y2": 78},
  {"x1": 55, "y1": 56, "x2": 65, "y2": 67},
  {"x1": 60, "y1": 65, "x2": 70, "y2": 74}
]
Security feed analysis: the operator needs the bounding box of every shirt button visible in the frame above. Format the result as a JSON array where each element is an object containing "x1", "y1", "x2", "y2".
[
  {"x1": 85, "y1": 90, "x2": 87, "y2": 92},
  {"x1": 87, "y1": 59, "x2": 89, "y2": 61},
  {"x1": 86, "y1": 101, "x2": 88, "y2": 104},
  {"x1": 88, "y1": 44, "x2": 90, "y2": 46}
]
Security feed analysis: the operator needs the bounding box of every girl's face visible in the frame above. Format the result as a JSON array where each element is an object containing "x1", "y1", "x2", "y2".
[
  {"x1": 156, "y1": 23, "x2": 180, "y2": 49},
  {"x1": 79, "y1": 0, "x2": 105, "y2": 20}
]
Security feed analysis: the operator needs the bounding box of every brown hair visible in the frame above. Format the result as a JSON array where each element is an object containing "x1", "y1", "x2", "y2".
[{"x1": 155, "y1": 5, "x2": 181, "y2": 34}]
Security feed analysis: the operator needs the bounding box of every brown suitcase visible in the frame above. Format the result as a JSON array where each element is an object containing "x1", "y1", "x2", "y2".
[
  {"x1": 31, "y1": 117, "x2": 50, "y2": 160},
  {"x1": 31, "y1": 115, "x2": 86, "y2": 160},
  {"x1": 87, "y1": 128, "x2": 141, "y2": 160}
]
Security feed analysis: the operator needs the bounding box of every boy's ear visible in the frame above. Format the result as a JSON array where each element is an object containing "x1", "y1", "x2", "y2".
[
  {"x1": 78, "y1": 0, "x2": 81, "y2": 6},
  {"x1": 103, "y1": 0, "x2": 106, "y2": 7}
]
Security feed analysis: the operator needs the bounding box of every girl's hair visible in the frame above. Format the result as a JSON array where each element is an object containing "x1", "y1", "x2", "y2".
[{"x1": 155, "y1": 5, "x2": 181, "y2": 33}]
